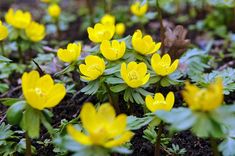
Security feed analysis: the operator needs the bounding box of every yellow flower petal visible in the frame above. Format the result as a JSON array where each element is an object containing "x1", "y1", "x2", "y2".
[
  {"x1": 165, "y1": 92, "x2": 175, "y2": 111},
  {"x1": 45, "y1": 84, "x2": 66, "y2": 108},
  {"x1": 97, "y1": 103, "x2": 116, "y2": 123},
  {"x1": 80, "y1": 103, "x2": 101, "y2": 134},
  {"x1": 108, "y1": 114, "x2": 127, "y2": 137},
  {"x1": 145, "y1": 95, "x2": 155, "y2": 112},
  {"x1": 104, "y1": 131, "x2": 134, "y2": 148},
  {"x1": 67, "y1": 124, "x2": 92, "y2": 145}
]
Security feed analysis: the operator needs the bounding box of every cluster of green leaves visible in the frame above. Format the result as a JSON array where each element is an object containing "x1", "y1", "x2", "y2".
[
  {"x1": 0, "y1": 122, "x2": 36, "y2": 156},
  {"x1": 1, "y1": 98, "x2": 54, "y2": 139}
]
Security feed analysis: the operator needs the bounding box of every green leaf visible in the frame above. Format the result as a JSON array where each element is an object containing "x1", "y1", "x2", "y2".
[
  {"x1": 112, "y1": 146, "x2": 132, "y2": 154},
  {"x1": 160, "y1": 77, "x2": 170, "y2": 87},
  {"x1": 81, "y1": 80, "x2": 100, "y2": 95},
  {"x1": 136, "y1": 88, "x2": 153, "y2": 96},
  {"x1": 0, "y1": 123, "x2": 14, "y2": 140},
  {"x1": 40, "y1": 113, "x2": 54, "y2": 135},
  {"x1": 6, "y1": 101, "x2": 26, "y2": 125},
  {"x1": 219, "y1": 130, "x2": 235, "y2": 156},
  {"x1": 54, "y1": 65, "x2": 75, "y2": 77},
  {"x1": 148, "y1": 76, "x2": 161, "y2": 84},
  {"x1": 0, "y1": 55, "x2": 11, "y2": 62},
  {"x1": 156, "y1": 108, "x2": 196, "y2": 131},
  {"x1": 127, "y1": 115, "x2": 153, "y2": 130},
  {"x1": 132, "y1": 92, "x2": 145, "y2": 104},
  {"x1": 8, "y1": 27, "x2": 19, "y2": 40},
  {"x1": 105, "y1": 77, "x2": 124, "y2": 84},
  {"x1": 191, "y1": 112, "x2": 224, "y2": 138},
  {"x1": 110, "y1": 84, "x2": 127, "y2": 93},
  {"x1": 0, "y1": 98, "x2": 22, "y2": 106},
  {"x1": 21, "y1": 106, "x2": 40, "y2": 138},
  {"x1": 124, "y1": 88, "x2": 132, "y2": 102},
  {"x1": 0, "y1": 83, "x2": 9, "y2": 93},
  {"x1": 104, "y1": 65, "x2": 120, "y2": 75}
]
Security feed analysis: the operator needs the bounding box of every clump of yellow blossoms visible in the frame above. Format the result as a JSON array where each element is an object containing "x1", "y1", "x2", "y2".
[
  {"x1": 130, "y1": 1, "x2": 148, "y2": 17},
  {"x1": 48, "y1": 4, "x2": 61, "y2": 18},
  {"x1": 182, "y1": 78, "x2": 223, "y2": 111},
  {"x1": 100, "y1": 40, "x2": 126, "y2": 61},
  {"x1": 57, "y1": 43, "x2": 82, "y2": 63},
  {"x1": 25, "y1": 21, "x2": 46, "y2": 42},
  {"x1": 101, "y1": 14, "x2": 115, "y2": 25},
  {"x1": 132, "y1": 30, "x2": 161, "y2": 55},
  {"x1": 87, "y1": 23, "x2": 115, "y2": 43},
  {"x1": 22, "y1": 70, "x2": 66, "y2": 110},
  {"x1": 151, "y1": 53, "x2": 179, "y2": 76},
  {"x1": 5, "y1": 8, "x2": 31, "y2": 29},
  {"x1": 121, "y1": 62, "x2": 150, "y2": 88},
  {"x1": 79, "y1": 55, "x2": 105, "y2": 81},
  {"x1": 115, "y1": 23, "x2": 125, "y2": 36},
  {"x1": 67, "y1": 103, "x2": 134, "y2": 148},
  {"x1": 145, "y1": 92, "x2": 175, "y2": 112},
  {"x1": 0, "y1": 21, "x2": 8, "y2": 41}
]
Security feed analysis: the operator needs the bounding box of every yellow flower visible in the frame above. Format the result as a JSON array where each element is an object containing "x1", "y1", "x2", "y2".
[
  {"x1": 57, "y1": 43, "x2": 82, "y2": 63},
  {"x1": 101, "y1": 14, "x2": 115, "y2": 25},
  {"x1": 48, "y1": 4, "x2": 61, "y2": 18},
  {"x1": 132, "y1": 30, "x2": 161, "y2": 55},
  {"x1": 100, "y1": 40, "x2": 126, "y2": 61},
  {"x1": 0, "y1": 21, "x2": 8, "y2": 41},
  {"x1": 115, "y1": 23, "x2": 125, "y2": 36},
  {"x1": 151, "y1": 53, "x2": 179, "y2": 76},
  {"x1": 87, "y1": 23, "x2": 115, "y2": 43},
  {"x1": 22, "y1": 70, "x2": 66, "y2": 110},
  {"x1": 25, "y1": 21, "x2": 46, "y2": 42},
  {"x1": 182, "y1": 78, "x2": 223, "y2": 111},
  {"x1": 67, "y1": 103, "x2": 134, "y2": 148},
  {"x1": 145, "y1": 92, "x2": 174, "y2": 112},
  {"x1": 79, "y1": 55, "x2": 105, "y2": 81},
  {"x1": 130, "y1": 2, "x2": 148, "y2": 17},
  {"x1": 121, "y1": 62, "x2": 150, "y2": 88},
  {"x1": 5, "y1": 8, "x2": 31, "y2": 29}
]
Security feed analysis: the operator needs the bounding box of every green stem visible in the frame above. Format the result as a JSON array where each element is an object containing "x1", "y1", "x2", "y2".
[
  {"x1": 210, "y1": 137, "x2": 220, "y2": 156},
  {"x1": 156, "y1": 0, "x2": 165, "y2": 55},
  {"x1": 155, "y1": 122, "x2": 163, "y2": 156},
  {"x1": 104, "y1": 83, "x2": 120, "y2": 114},
  {"x1": 0, "y1": 42, "x2": 5, "y2": 56},
  {"x1": 17, "y1": 40, "x2": 23, "y2": 64},
  {"x1": 155, "y1": 81, "x2": 161, "y2": 93},
  {"x1": 25, "y1": 132, "x2": 32, "y2": 156}
]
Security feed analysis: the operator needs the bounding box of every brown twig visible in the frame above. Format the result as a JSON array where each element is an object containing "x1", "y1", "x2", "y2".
[{"x1": 33, "y1": 60, "x2": 45, "y2": 75}]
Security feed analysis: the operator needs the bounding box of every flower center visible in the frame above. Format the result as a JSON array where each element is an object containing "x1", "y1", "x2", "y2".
[
  {"x1": 153, "y1": 100, "x2": 166, "y2": 105},
  {"x1": 128, "y1": 70, "x2": 139, "y2": 80},
  {"x1": 35, "y1": 87, "x2": 45, "y2": 97},
  {"x1": 88, "y1": 64, "x2": 102, "y2": 74},
  {"x1": 111, "y1": 48, "x2": 119, "y2": 58}
]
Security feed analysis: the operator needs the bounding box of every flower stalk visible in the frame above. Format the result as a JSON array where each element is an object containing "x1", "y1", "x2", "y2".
[
  {"x1": 210, "y1": 137, "x2": 220, "y2": 156},
  {"x1": 104, "y1": 83, "x2": 120, "y2": 114},
  {"x1": 25, "y1": 132, "x2": 32, "y2": 156},
  {"x1": 0, "y1": 42, "x2": 5, "y2": 56},
  {"x1": 155, "y1": 121, "x2": 163, "y2": 156}
]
